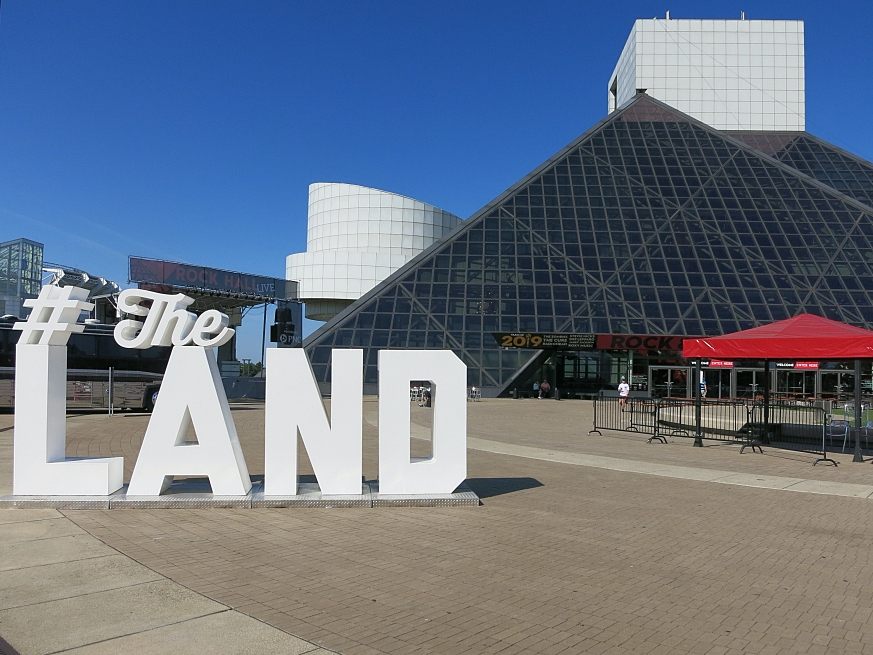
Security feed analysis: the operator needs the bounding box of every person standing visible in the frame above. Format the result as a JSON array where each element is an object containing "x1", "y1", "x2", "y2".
[
  {"x1": 533, "y1": 380, "x2": 539, "y2": 398},
  {"x1": 618, "y1": 376, "x2": 630, "y2": 410},
  {"x1": 419, "y1": 387, "x2": 431, "y2": 407}
]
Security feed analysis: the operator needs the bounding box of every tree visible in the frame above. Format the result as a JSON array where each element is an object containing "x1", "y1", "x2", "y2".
[{"x1": 240, "y1": 361, "x2": 263, "y2": 377}]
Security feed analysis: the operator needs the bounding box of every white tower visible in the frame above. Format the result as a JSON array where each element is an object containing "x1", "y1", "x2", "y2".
[
  {"x1": 608, "y1": 16, "x2": 805, "y2": 131},
  {"x1": 287, "y1": 183, "x2": 461, "y2": 321}
]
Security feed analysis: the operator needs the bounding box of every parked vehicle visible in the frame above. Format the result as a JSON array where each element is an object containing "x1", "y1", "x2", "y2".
[{"x1": 0, "y1": 320, "x2": 171, "y2": 411}]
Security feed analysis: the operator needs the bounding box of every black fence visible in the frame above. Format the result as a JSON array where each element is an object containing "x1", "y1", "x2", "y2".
[
  {"x1": 590, "y1": 392, "x2": 667, "y2": 440},
  {"x1": 590, "y1": 393, "x2": 843, "y2": 463}
]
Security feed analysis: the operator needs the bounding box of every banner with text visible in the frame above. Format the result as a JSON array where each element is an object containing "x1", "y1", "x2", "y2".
[
  {"x1": 492, "y1": 333, "x2": 687, "y2": 353},
  {"x1": 129, "y1": 256, "x2": 294, "y2": 301}
]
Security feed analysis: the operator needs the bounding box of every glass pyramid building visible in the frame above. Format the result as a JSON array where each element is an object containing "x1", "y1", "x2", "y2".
[{"x1": 303, "y1": 95, "x2": 873, "y2": 396}]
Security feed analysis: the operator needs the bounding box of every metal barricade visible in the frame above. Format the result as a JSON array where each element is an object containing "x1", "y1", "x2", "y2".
[
  {"x1": 629, "y1": 398, "x2": 659, "y2": 437},
  {"x1": 657, "y1": 398, "x2": 749, "y2": 444},
  {"x1": 589, "y1": 394, "x2": 830, "y2": 461},
  {"x1": 650, "y1": 398, "x2": 693, "y2": 442},
  {"x1": 589, "y1": 392, "x2": 658, "y2": 436},
  {"x1": 753, "y1": 401, "x2": 835, "y2": 464}
]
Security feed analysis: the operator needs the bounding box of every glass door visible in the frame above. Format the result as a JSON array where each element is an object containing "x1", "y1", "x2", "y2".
[
  {"x1": 702, "y1": 368, "x2": 731, "y2": 399},
  {"x1": 649, "y1": 367, "x2": 690, "y2": 398},
  {"x1": 820, "y1": 371, "x2": 855, "y2": 401},
  {"x1": 555, "y1": 352, "x2": 608, "y2": 394},
  {"x1": 775, "y1": 370, "x2": 816, "y2": 400},
  {"x1": 736, "y1": 369, "x2": 765, "y2": 399}
]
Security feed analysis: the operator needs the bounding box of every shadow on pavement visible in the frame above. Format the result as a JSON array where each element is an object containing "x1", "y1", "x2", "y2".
[
  {"x1": 465, "y1": 477, "x2": 544, "y2": 498},
  {"x1": 0, "y1": 634, "x2": 22, "y2": 655},
  {"x1": 243, "y1": 475, "x2": 545, "y2": 498}
]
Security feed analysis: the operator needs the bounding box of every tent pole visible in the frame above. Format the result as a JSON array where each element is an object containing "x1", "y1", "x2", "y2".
[
  {"x1": 693, "y1": 359, "x2": 703, "y2": 447},
  {"x1": 854, "y1": 359, "x2": 864, "y2": 463},
  {"x1": 763, "y1": 359, "x2": 770, "y2": 443}
]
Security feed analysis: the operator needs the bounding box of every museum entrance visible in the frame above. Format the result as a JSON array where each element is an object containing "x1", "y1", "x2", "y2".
[
  {"x1": 735, "y1": 368, "x2": 766, "y2": 399},
  {"x1": 649, "y1": 367, "x2": 690, "y2": 397},
  {"x1": 553, "y1": 351, "x2": 611, "y2": 394},
  {"x1": 702, "y1": 368, "x2": 731, "y2": 399},
  {"x1": 775, "y1": 370, "x2": 816, "y2": 399},
  {"x1": 515, "y1": 350, "x2": 618, "y2": 398}
]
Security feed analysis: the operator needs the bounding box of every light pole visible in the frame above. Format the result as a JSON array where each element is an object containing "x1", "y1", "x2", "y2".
[
  {"x1": 854, "y1": 359, "x2": 863, "y2": 463},
  {"x1": 693, "y1": 359, "x2": 703, "y2": 447},
  {"x1": 261, "y1": 302, "x2": 268, "y2": 369}
]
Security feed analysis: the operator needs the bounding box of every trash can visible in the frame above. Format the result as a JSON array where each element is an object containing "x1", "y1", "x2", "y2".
[
  {"x1": 512, "y1": 388, "x2": 519, "y2": 399},
  {"x1": 554, "y1": 388, "x2": 561, "y2": 401}
]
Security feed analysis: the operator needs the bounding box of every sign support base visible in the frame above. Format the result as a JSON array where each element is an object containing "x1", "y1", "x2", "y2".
[{"x1": 1, "y1": 480, "x2": 479, "y2": 509}]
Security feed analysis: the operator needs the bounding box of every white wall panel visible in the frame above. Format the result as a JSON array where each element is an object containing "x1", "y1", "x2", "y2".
[
  {"x1": 288, "y1": 183, "x2": 462, "y2": 319},
  {"x1": 607, "y1": 17, "x2": 804, "y2": 131}
]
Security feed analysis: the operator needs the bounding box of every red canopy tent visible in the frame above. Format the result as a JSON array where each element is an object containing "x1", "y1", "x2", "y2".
[
  {"x1": 682, "y1": 314, "x2": 873, "y2": 462},
  {"x1": 683, "y1": 313, "x2": 873, "y2": 360}
]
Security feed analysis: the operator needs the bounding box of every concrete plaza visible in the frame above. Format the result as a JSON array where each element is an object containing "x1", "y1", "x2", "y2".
[{"x1": 3, "y1": 398, "x2": 873, "y2": 654}]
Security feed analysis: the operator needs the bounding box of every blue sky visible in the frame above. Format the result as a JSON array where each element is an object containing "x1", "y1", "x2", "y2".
[{"x1": 1, "y1": 0, "x2": 871, "y2": 360}]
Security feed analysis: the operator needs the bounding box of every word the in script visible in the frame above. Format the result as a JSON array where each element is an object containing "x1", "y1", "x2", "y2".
[{"x1": 114, "y1": 289, "x2": 234, "y2": 349}]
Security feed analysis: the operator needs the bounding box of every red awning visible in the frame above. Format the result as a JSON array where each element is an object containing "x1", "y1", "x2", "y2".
[{"x1": 683, "y1": 314, "x2": 873, "y2": 360}]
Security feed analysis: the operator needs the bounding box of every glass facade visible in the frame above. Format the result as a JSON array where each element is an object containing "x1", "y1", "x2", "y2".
[
  {"x1": 304, "y1": 96, "x2": 873, "y2": 395},
  {"x1": 0, "y1": 238, "x2": 43, "y2": 318},
  {"x1": 728, "y1": 132, "x2": 873, "y2": 210}
]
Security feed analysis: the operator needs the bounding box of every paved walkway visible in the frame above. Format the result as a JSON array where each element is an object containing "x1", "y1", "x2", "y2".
[
  {"x1": 0, "y1": 508, "x2": 330, "y2": 654},
  {"x1": 395, "y1": 409, "x2": 873, "y2": 500},
  {"x1": 467, "y1": 439, "x2": 873, "y2": 498},
  {"x1": 5, "y1": 400, "x2": 873, "y2": 654},
  {"x1": 0, "y1": 411, "x2": 330, "y2": 654}
]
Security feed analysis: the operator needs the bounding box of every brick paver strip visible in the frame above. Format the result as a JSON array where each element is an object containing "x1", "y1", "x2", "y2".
[{"x1": 5, "y1": 400, "x2": 873, "y2": 653}]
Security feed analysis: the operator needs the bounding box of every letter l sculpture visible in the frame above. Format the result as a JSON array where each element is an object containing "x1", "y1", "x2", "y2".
[{"x1": 13, "y1": 286, "x2": 124, "y2": 495}]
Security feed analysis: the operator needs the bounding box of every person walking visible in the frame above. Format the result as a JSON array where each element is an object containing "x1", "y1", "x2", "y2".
[{"x1": 618, "y1": 376, "x2": 630, "y2": 410}]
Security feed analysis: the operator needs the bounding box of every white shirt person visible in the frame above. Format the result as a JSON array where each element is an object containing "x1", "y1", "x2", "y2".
[{"x1": 618, "y1": 378, "x2": 630, "y2": 409}]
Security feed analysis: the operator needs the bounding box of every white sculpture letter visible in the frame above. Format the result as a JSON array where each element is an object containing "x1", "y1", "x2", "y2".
[
  {"x1": 192, "y1": 310, "x2": 234, "y2": 347},
  {"x1": 13, "y1": 286, "x2": 124, "y2": 495},
  {"x1": 126, "y1": 346, "x2": 251, "y2": 496},
  {"x1": 264, "y1": 348, "x2": 363, "y2": 495},
  {"x1": 151, "y1": 298, "x2": 197, "y2": 347},
  {"x1": 114, "y1": 289, "x2": 234, "y2": 349},
  {"x1": 378, "y1": 350, "x2": 466, "y2": 494}
]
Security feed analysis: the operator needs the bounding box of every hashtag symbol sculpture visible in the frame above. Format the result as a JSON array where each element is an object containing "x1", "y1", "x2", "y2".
[{"x1": 13, "y1": 286, "x2": 95, "y2": 346}]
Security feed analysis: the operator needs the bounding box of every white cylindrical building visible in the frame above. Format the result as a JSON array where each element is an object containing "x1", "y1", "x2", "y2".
[{"x1": 287, "y1": 183, "x2": 462, "y2": 321}]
